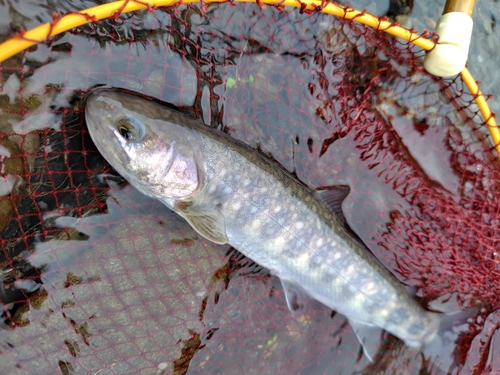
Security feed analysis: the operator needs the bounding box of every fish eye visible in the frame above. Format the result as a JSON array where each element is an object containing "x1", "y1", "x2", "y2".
[
  {"x1": 119, "y1": 126, "x2": 132, "y2": 140},
  {"x1": 115, "y1": 117, "x2": 144, "y2": 142}
]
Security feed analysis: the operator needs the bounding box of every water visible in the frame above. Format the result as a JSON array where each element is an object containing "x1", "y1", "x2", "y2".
[{"x1": 0, "y1": 1, "x2": 500, "y2": 374}]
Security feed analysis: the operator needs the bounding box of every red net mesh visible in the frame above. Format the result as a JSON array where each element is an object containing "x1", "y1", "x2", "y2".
[{"x1": 0, "y1": 2, "x2": 499, "y2": 374}]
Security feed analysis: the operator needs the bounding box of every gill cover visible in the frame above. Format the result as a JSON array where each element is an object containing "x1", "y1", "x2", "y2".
[{"x1": 84, "y1": 90, "x2": 206, "y2": 200}]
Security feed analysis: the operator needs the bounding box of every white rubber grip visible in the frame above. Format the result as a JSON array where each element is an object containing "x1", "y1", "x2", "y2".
[{"x1": 424, "y1": 12, "x2": 473, "y2": 77}]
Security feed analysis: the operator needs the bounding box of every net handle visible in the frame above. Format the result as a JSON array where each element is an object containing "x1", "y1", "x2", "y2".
[{"x1": 0, "y1": 0, "x2": 498, "y2": 157}]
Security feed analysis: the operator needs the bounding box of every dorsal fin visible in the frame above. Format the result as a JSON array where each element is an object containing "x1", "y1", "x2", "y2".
[{"x1": 313, "y1": 186, "x2": 350, "y2": 225}]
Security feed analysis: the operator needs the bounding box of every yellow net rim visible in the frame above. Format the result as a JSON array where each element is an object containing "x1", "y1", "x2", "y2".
[{"x1": 0, "y1": 0, "x2": 498, "y2": 157}]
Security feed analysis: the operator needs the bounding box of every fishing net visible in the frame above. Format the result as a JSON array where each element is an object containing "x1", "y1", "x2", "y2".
[{"x1": 0, "y1": 0, "x2": 499, "y2": 374}]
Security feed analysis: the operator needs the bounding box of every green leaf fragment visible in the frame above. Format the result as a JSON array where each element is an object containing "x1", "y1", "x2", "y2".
[
  {"x1": 227, "y1": 77, "x2": 236, "y2": 88},
  {"x1": 267, "y1": 334, "x2": 278, "y2": 347}
]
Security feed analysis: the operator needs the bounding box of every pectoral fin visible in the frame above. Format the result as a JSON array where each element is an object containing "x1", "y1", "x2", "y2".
[
  {"x1": 280, "y1": 278, "x2": 310, "y2": 313},
  {"x1": 348, "y1": 319, "x2": 382, "y2": 362},
  {"x1": 175, "y1": 202, "x2": 228, "y2": 244}
]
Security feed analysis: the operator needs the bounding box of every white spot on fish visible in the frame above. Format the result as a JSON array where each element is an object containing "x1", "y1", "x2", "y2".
[
  {"x1": 274, "y1": 206, "x2": 282, "y2": 213},
  {"x1": 316, "y1": 238, "x2": 324, "y2": 247},
  {"x1": 251, "y1": 219, "x2": 261, "y2": 229},
  {"x1": 296, "y1": 252, "x2": 310, "y2": 267},
  {"x1": 331, "y1": 240, "x2": 337, "y2": 247},
  {"x1": 345, "y1": 265, "x2": 355, "y2": 276},
  {"x1": 273, "y1": 236, "x2": 286, "y2": 250},
  {"x1": 353, "y1": 292, "x2": 366, "y2": 304},
  {"x1": 232, "y1": 202, "x2": 241, "y2": 211},
  {"x1": 333, "y1": 252, "x2": 341, "y2": 260},
  {"x1": 295, "y1": 222, "x2": 304, "y2": 230}
]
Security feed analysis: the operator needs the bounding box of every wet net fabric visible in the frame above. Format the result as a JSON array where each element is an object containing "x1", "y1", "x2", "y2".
[{"x1": 0, "y1": 2, "x2": 499, "y2": 374}]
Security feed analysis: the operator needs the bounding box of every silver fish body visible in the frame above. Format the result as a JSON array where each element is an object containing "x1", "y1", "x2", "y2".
[{"x1": 84, "y1": 89, "x2": 470, "y2": 364}]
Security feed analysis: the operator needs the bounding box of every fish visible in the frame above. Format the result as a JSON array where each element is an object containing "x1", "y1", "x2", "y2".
[{"x1": 84, "y1": 88, "x2": 475, "y2": 370}]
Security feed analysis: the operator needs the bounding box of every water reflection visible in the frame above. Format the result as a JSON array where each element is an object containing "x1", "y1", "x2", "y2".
[{"x1": 3, "y1": 184, "x2": 229, "y2": 373}]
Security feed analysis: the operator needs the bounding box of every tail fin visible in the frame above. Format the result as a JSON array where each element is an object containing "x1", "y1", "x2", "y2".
[{"x1": 422, "y1": 306, "x2": 477, "y2": 375}]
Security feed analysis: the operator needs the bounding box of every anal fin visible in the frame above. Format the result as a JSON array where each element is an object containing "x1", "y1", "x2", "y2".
[{"x1": 348, "y1": 319, "x2": 382, "y2": 362}]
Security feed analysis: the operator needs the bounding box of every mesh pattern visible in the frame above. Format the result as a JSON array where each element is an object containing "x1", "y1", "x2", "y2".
[{"x1": 0, "y1": 3, "x2": 499, "y2": 374}]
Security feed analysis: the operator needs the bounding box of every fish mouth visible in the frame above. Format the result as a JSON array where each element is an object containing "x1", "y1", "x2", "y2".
[
  {"x1": 84, "y1": 90, "x2": 131, "y2": 167},
  {"x1": 85, "y1": 97, "x2": 114, "y2": 141}
]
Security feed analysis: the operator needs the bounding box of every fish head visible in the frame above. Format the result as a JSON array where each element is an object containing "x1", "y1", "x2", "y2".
[{"x1": 84, "y1": 90, "x2": 205, "y2": 201}]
